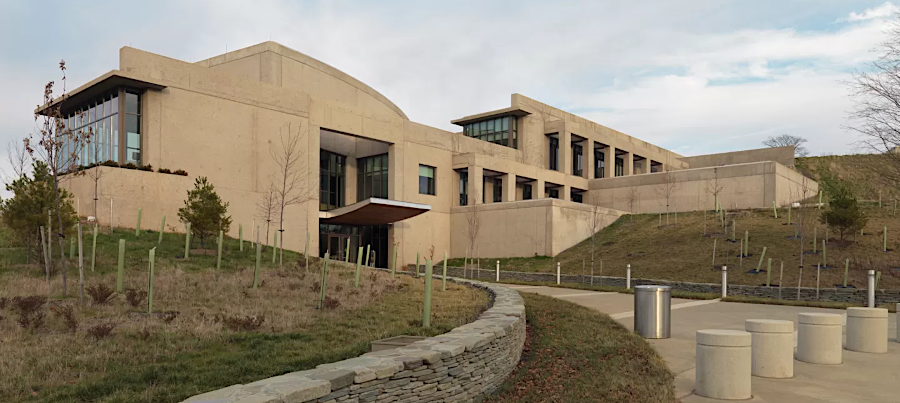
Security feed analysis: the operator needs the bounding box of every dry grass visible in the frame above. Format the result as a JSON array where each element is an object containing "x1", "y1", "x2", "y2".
[
  {"x1": 446, "y1": 205, "x2": 900, "y2": 289},
  {"x1": 0, "y1": 259, "x2": 488, "y2": 403}
]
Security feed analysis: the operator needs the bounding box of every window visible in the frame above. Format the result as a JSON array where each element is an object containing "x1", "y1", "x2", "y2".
[
  {"x1": 320, "y1": 150, "x2": 346, "y2": 211},
  {"x1": 493, "y1": 178, "x2": 502, "y2": 202},
  {"x1": 124, "y1": 91, "x2": 141, "y2": 165},
  {"x1": 595, "y1": 148, "x2": 605, "y2": 178},
  {"x1": 419, "y1": 165, "x2": 435, "y2": 195},
  {"x1": 459, "y1": 171, "x2": 468, "y2": 206},
  {"x1": 548, "y1": 188, "x2": 559, "y2": 199},
  {"x1": 463, "y1": 116, "x2": 517, "y2": 148},
  {"x1": 58, "y1": 90, "x2": 127, "y2": 170},
  {"x1": 549, "y1": 137, "x2": 559, "y2": 171},
  {"x1": 357, "y1": 154, "x2": 389, "y2": 200},
  {"x1": 615, "y1": 156, "x2": 624, "y2": 177},
  {"x1": 572, "y1": 143, "x2": 583, "y2": 176},
  {"x1": 571, "y1": 190, "x2": 583, "y2": 203},
  {"x1": 522, "y1": 184, "x2": 532, "y2": 200}
]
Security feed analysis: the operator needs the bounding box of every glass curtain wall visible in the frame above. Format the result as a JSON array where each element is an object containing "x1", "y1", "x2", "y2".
[
  {"x1": 320, "y1": 150, "x2": 346, "y2": 211},
  {"x1": 59, "y1": 90, "x2": 130, "y2": 170},
  {"x1": 357, "y1": 154, "x2": 389, "y2": 200},
  {"x1": 462, "y1": 116, "x2": 518, "y2": 148}
]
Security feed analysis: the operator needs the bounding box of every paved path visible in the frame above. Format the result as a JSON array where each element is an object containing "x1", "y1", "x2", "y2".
[{"x1": 504, "y1": 284, "x2": 900, "y2": 402}]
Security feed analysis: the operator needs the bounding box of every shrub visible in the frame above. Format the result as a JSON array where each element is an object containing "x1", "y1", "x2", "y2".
[
  {"x1": 178, "y1": 176, "x2": 232, "y2": 248},
  {"x1": 124, "y1": 289, "x2": 147, "y2": 308},
  {"x1": 173, "y1": 169, "x2": 188, "y2": 176},
  {"x1": 820, "y1": 185, "x2": 867, "y2": 240},
  {"x1": 86, "y1": 284, "x2": 116, "y2": 305},
  {"x1": 138, "y1": 164, "x2": 153, "y2": 172},
  {"x1": 218, "y1": 314, "x2": 265, "y2": 331},
  {"x1": 157, "y1": 168, "x2": 171, "y2": 174},
  {"x1": 100, "y1": 160, "x2": 119, "y2": 168},
  {"x1": 86, "y1": 323, "x2": 115, "y2": 340},
  {"x1": 322, "y1": 296, "x2": 341, "y2": 310},
  {"x1": 50, "y1": 303, "x2": 78, "y2": 334},
  {"x1": 120, "y1": 163, "x2": 138, "y2": 170},
  {"x1": 12, "y1": 296, "x2": 47, "y2": 331}
]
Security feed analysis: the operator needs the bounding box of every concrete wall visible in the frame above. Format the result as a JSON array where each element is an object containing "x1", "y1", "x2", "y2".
[
  {"x1": 679, "y1": 146, "x2": 796, "y2": 169},
  {"x1": 449, "y1": 199, "x2": 624, "y2": 258},
  {"x1": 587, "y1": 161, "x2": 818, "y2": 214},
  {"x1": 179, "y1": 278, "x2": 526, "y2": 403}
]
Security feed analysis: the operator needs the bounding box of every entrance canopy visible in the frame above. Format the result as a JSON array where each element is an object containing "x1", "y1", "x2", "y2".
[{"x1": 319, "y1": 198, "x2": 431, "y2": 226}]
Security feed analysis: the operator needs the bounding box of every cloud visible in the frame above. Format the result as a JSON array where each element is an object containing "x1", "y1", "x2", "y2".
[{"x1": 842, "y1": 1, "x2": 898, "y2": 22}]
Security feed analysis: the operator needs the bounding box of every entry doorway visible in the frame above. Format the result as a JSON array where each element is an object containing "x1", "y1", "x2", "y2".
[
  {"x1": 326, "y1": 234, "x2": 356, "y2": 262},
  {"x1": 319, "y1": 224, "x2": 388, "y2": 267}
]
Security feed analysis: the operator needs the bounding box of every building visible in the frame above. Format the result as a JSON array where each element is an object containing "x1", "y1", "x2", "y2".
[{"x1": 41, "y1": 42, "x2": 816, "y2": 268}]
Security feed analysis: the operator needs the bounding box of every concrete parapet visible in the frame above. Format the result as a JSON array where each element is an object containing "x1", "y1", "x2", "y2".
[
  {"x1": 797, "y1": 313, "x2": 843, "y2": 365},
  {"x1": 745, "y1": 319, "x2": 794, "y2": 378},
  {"x1": 695, "y1": 329, "x2": 752, "y2": 400},
  {"x1": 845, "y1": 307, "x2": 888, "y2": 353}
]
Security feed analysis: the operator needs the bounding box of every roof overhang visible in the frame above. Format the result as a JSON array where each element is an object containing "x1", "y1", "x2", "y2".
[
  {"x1": 35, "y1": 71, "x2": 166, "y2": 116},
  {"x1": 319, "y1": 198, "x2": 431, "y2": 226},
  {"x1": 451, "y1": 106, "x2": 531, "y2": 126}
]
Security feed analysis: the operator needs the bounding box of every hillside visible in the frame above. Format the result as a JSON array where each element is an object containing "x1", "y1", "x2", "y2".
[{"x1": 796, "y1": 153, "x2": 899, "y2": 202}]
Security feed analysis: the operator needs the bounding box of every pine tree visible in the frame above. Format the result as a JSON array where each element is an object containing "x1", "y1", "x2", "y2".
[
  {"x1": 820, "y1": 186, "x2": 866, "y2": 241},
  {"x1": 178, "y1": 177, "x2": 231, "y2": 248}
]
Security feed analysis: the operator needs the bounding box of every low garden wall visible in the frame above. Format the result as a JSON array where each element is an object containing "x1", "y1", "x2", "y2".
[
  {"x1": 440, "y1": 266, "x2": 900, "y2": 305},
  {"x1": 181, "y1": 279, "x2": 526, "y2": 403}
]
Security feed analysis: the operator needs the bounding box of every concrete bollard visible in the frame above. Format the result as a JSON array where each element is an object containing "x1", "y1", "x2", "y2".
[
  {"x1": 797, "y1": 313, "x2": 843, "y2": 365},
  {"x1": 557, "y1": 262, "x2": 561, "y2": 285},
  {"x1": 721, "y1": 265, "x2": 727, "y2": 298},
  {"x1": 695, "y1": 329, "x2": 752, "y2": 400},
  {"x1": 626, "y1": 264, "x2": 631, "y2": 289},
  {"x1": 745, "y1": 319, "x2": 794, "y2": 378},
  {"x1": 845, "y1": 307, "x2": 888, "y2": 354},
  {"x1": 868, "y1": 270, "x2": 876, "y2": 308}
]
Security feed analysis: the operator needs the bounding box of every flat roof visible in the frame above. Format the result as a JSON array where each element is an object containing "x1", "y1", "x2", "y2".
[
  {"x1": 450, "y1": 106, "x2": 531, "y2": 126},
  {"x1": 319, "y1": 198, "x2": 431, "y2": 226},
  {"x1": 35, "y1": 71, "x2": 166, "y2": 116}
]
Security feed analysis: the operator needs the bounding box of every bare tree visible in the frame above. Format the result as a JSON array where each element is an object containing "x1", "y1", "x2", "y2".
[
  {"x1": 704, "y1": 167, "x2": 725, "y2": 211},
  {"x1": 626, "y1": 186, "x2": 639, "y2": 221},
  {"x1": 268, "y1": 124, "x2": 316, "y2": 270},
  {"x1": 795, "y1": 177, "x2": 816, "y2": 268},
  {"x1": 256, "y1": 184, "x2": 277, "y2": 248},
  {"x1": 3, "y1": 140, "x2": 31, "y2": 186},
  {"x1": 463, "y1": 188, "x2": 483, "y2": 278},
  {"x1": 77, "y1": 130, "x2": 103, "y2": 221},
  {"x1": 654, "y1": 171, "x2": 681, "y2": 225},
  {"x1": 587, "y1": 195, "x2": 606, "y2": 285},
  {"x1": 26, "y1": 60, "x2": 87, "y2": 297},
  {"x1": 763, "y1": 134, "x2": 809, "y2": 157}
]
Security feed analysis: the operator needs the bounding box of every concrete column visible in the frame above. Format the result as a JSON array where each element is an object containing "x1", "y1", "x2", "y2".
[
  {"x1": 502, "y1": 173, "x2": 515, "y2": 202},
  {"x1": 604, "y1": 146, "x2": 615, "y2": 178},
  {"x1": 535, "y1": 178, "x2": 545, "y2": 199},
  {"x1": 695, "y1": 329, "x2": 752, "y2": 400},
  {"x1": 345, "y1": 157, "x2": 358, "y2": 204},
  {"x1": 561, "y1": 184, "x2": 571, "y2": 201},
  {"x1": 561, "y1": 131, "x2": 572, "y2": 177},
  {"x1": 745, "y1": 319, "x2": 794, "y2": 378},
  {"x1": 845, "y1": 307, "x2": 888, "y2": 353},
  {"x1": 468, "y1": 166, "x2": 483, "y2": 206},
  {"x1": 797, "y1": 313, "x2": 843, "y2": 364},
  {"x1": 586, "y1": 141, "x2": 595, "y2": 179},
  {"x1": 624, "y1": 151, "x2": 634, "y2": 176},
  {"x1": 387, "y1": 143, "x2": 403, "y2": 200}
]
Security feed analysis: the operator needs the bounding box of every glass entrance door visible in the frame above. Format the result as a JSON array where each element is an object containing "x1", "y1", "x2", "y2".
[{"x1": 327, "y1": 234, "x2": 352, "y2": 262}]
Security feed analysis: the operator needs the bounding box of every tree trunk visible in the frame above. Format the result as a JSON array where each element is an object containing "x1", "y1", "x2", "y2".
[{"x1": 52, "y1": 176, "x2": 67, "y2": 296}]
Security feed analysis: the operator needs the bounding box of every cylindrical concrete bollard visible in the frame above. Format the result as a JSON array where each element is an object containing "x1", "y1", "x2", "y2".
[
  {"x1": 695, "y1": 329, "x2": 752, "y2": 400},
  {"x1": 797, "y1": 313, "x2": 843, "y2": 365},
  {"x1": 745, "y1": 319, "x2": 794, "y2": 378},
  {"x1": 845, "y1": 307, "x2": 888, "y2": 354}
]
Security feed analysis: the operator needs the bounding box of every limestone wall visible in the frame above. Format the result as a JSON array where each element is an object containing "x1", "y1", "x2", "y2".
[
  {"x1": 180, "y1": 280, "x2": 526, "y2": 403},
  {"x1": 679, "y1": 146, "x2": 796, "y2": 169}
]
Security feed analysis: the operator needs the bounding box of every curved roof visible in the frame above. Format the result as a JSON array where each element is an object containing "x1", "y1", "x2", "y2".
[{"x1": 196, "y1": 41, "x2": 408, "y2": 121}]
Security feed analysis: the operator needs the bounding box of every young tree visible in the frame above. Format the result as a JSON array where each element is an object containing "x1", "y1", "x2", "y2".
[
  {"x1": 763, "y1": 134, "x2": 809, "y2": 157},
  {"x1": 77, "y1": 130, "x2": 104, "y2": 221},
  {"x1": 463, "y1": 188, "x2": 483, "y2": 278},
  {"x1": 626, "y1": 186, "x2": 639, "y2": 221},
  {"x1": 3, "y1": 140, "x2": 30, "y2": 187},
  {"x1": 795, "y1": 177, "x2": 816, "y2": 267},
  {"x1": 820, "y1": 186, "x2": 867, "y2": 241},
  {"x1": 587, "y1": 195, "x2": 606, "y2": 284},
  {"x1": 178, "y1": 177, "x2": 232, "y2": 248},
  {"x1": 27, "y1": 60, "x2": 88, "y2": 296},
  {"x1": 269, "y1": 124, "x2": 315, "y2": 270},
  {"x1": 654, "y1": 171, "x2": 681, "y2": 225},
  {"x1": 256, "y1": 184, "x2": 277, "y2": 248},
  {"x1": 704, "y1": 167, "x2": 725, "y2": 211}
]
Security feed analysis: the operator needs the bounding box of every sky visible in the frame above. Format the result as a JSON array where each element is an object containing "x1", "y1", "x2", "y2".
[{"x1": 0, "y1": 0, "x2": 897, "y2": 175}]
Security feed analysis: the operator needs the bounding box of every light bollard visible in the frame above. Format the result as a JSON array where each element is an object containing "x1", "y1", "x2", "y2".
[
  {"x1": 423, "y1": 259, "x2": 433, "y2": 329},
  {"x1": 495, "y1": 260, "x2": 500, "y2": 282},
  {"x1": 868, "y1": 270, "x2": 876, "y2": 308},
  {"x1": 117, "y1": 239, "x2": 125, "y2": 292},
  {"x1": 626, "y1": 264, "x2": 631, "y2": 289},
  {"x1": 721, "y1": 265, "x2": 727, "y2": 298},
  {"x1": 557, "y1": 262, "x2": 561, "y2": 285}
]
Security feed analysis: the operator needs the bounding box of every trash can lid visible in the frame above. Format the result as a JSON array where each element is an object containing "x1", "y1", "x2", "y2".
[{"x1": 633, "y1": 285, "x2": 672, "y2": 292}]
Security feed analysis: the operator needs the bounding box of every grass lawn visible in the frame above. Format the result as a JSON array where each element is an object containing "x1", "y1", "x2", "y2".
[
  {"x1": 445, "y1": 205, "x2": 900, "y2": 289},
  {"x1": 0, "y1": 227, "x2": 489, "y2": 403},
  {"x1": 486, "y1": 293, "x2": 676, "y2": 403}
]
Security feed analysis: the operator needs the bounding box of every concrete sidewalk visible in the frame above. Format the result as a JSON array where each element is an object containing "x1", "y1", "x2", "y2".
[{"x1": 504, "y1": 284, "x2": 900, "y2": 402}]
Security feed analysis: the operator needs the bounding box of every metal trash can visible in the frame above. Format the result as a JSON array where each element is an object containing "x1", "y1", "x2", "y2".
[{"x1": 634, "y1": 285, "x2": 671, "y2": 339}]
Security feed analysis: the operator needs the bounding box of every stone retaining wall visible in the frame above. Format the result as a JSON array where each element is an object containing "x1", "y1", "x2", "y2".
[
  {"x1": 439, "y1": 266, "x2": 900, "y2": 305},
  {"x1": 181, "y1": 279, "x2": 526, "y2": 403}
]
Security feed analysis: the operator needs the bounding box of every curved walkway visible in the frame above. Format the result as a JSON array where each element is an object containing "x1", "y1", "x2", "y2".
[{"x1": 504, "y1": 284, "x2": 900, "y2": 403}]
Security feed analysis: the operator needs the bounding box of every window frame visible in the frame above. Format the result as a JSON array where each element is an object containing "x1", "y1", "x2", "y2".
[
  {"x1": 549, "y1": 137, "x2": 559, "y2": 171},
  {"x1": 418, "y1": 164, "x2": 436, "y2": 196}
]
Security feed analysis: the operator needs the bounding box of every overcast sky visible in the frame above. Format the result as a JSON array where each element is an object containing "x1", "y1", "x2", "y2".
[{"x1": 0, "y1": 0, "x2": 897, "y2": 169}]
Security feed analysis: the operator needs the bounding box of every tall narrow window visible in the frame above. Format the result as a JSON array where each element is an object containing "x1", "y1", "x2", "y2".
[
  {"x1": 615, "y1": 155, "x2": 624, "y2": 177},
  {"x1": 595, "y1": 148, "x2": 605, "y2": 178},
  {"x1": 357, "y1": 154, "x2": 389, "y2": 201},
  {"x1": 419, "y1": 165, "x2": 435, "y2": 195},
  {"x1": 124, "y1": 91, "x2": 141, "y2": 165},
  {"x1": 320, "y1": 150, "x2": 346, "y2": 211},
  {"x1": 459, "y1": 171, "x2": 468, "y2": 206},
  {"x1": 572, "y1": 143, "x2": 583, "y2": 176},
  {"x1": 571, "y1": 190, "x2": 584, "y2": 203},
  {"x1": 549, "y1": 137, "x2": 559, "y2": 171},
  {"x1": 523, "y1": 184, "x2": 532, "y2": 200},
  {"x1": 493, "y1": 178, "x2": 502, "y2": 202},
  {"x1": 548, "y1": 188, "x2": 559, "y2": 199}
]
